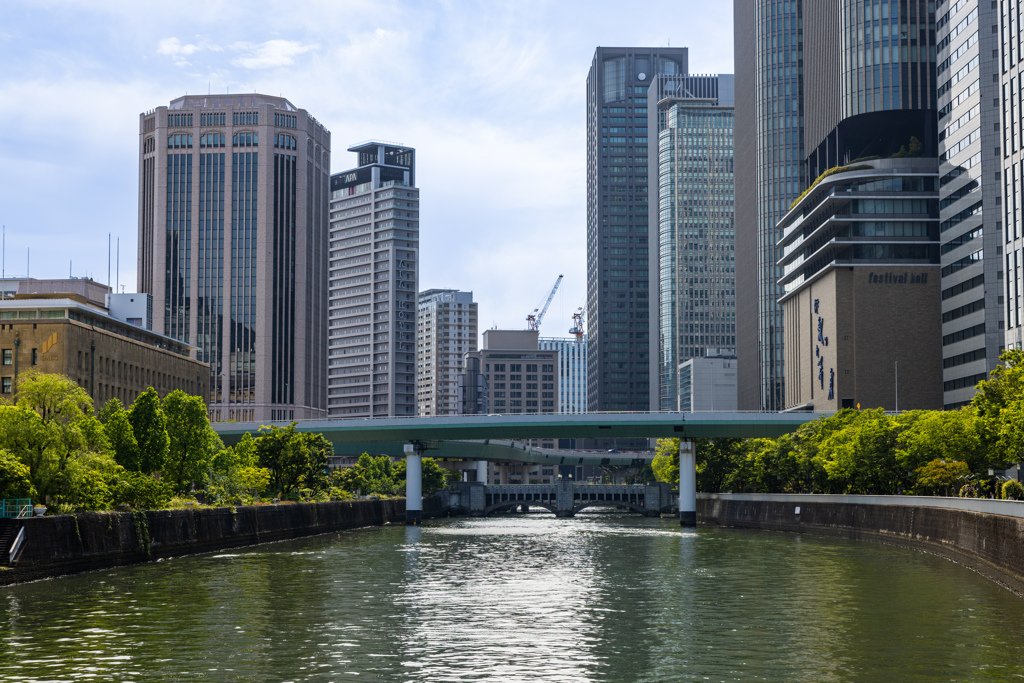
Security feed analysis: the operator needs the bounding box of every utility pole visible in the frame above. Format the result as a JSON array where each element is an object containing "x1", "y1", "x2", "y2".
[{"x1": 894, "y1": 360, "x2": 899, "y2": 413}]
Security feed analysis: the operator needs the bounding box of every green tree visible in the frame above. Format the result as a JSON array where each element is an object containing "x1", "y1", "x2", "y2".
[
  {"x1": 105, "y1": 404, "x2": 140, "y2": 472},
  {"x1": 913, "y1": 459, "x2": 971, "y2": 496},
  {"x1": 255, "y1": 424, "x2": 330, "y2": 495},
  {"x1": 162, "y1": 390, "x2": 221, "y2": 492},
  {"x1": 651, "y1": 438, "x2": 680, "y2": 486},
  {"x1": 1002, "y1": 479, "x2": 1024, "y2": 500},
  {"x1": 15, "y1": 369, "x2": 92, "y2": 425},
  {"x1": 696, "y1": 438, "x2": 746, "y2": 493},
  {"x1": 129, "y1": 388, "x2": 168, "y2": 474},
  {"x1": 0, "y1": 448, "x2": 34, "y2": 499},
  {"x1": 973, "y1": 349, "x2": 1024, "y2": 465},
  {"x1": 111, "y1": 470, "x2": 174, "y2": 509}
]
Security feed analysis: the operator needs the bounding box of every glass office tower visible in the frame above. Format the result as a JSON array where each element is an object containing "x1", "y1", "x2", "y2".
[{"x1": 586, "y1": 46, "x2": 687, "y2": 413}]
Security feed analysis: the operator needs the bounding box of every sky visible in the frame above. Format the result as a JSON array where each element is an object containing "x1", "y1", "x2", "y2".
[{"x1": 0, "y1": 0, "x2": 733, "y2": 338}]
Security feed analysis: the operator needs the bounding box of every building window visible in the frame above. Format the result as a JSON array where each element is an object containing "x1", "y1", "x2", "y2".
[
  {"x1": 1, "y1": 377, "x2": 10, "y2": 393},
  {"x1": 31, "y1": 348, "x2": 38, "y2": 365},
  {"x1": 2, "y1": 349, "x2": 11, "y2": 366}
]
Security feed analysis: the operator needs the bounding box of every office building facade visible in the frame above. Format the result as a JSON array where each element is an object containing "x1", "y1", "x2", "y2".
[
  {"x1": 678, "y1": 352, "x2": 738, "y2": 412},
  {"x1": 329, "y1": 142, "x2": 419, "y2": 417},
  {"x1": 734, "y1": 0, "x2": 806, "y2": 411},
  {"x1": 1002, "y1": 0, "x2": 1024, "y2": 354},
  {"x1": 138, "y1": 94, "x2": 330, "y2": 422},
  {"x1": 538, "y1": 336, "x2": 587, "y2": 413},
  {"x1": 417, "y1": 289, "x2": 477, "y2": 416},
  {"x1": 458, "y1": 330, "x2": 559, "y2": 415},
  {"x1": 934, "y1": 0, "x2": 1004, "y2": 407},
  {"x1": 586, "y1": 46, "x2": 688, "y2": 413},
  {"x1": 777, "y1": 1, "x2": 944, "y2": 412},
  {"x1": 647, "y1": 74, "x2": 736, "y2": 411}
]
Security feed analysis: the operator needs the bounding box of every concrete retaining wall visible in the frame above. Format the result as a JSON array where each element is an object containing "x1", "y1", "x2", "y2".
[
  {"x1": 698, "y1": 493, "x2": 1024, "y2": 595},
  {"x1": 1, "y1": 499, "x2": 405, "y2": 586}
]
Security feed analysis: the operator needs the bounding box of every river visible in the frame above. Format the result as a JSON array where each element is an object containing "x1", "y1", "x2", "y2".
[{"x1": 2, "y1": 514, "x2": 1024, "y2": 681}]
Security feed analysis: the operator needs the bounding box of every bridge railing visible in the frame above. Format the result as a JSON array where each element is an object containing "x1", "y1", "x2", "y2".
[{"x1": 1, "y1": 499, "x2": 32, "y2": 519}]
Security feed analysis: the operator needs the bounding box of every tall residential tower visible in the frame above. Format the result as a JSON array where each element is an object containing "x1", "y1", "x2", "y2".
[
  {"x1": 138, "y1": 94, "x2": 330, "y2": 422},
  {"x1": 328, "y1": 142, "x2": 419, "y2": 418},
  {"x1": 417, "y1": 289, "x2": 477, "y2": 416}
]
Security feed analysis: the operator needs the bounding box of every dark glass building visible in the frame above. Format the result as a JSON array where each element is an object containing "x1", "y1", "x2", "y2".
[
  {"x1": 1001, "y1": 0, "x2": 1024, "y2": 356},
  {"x1": 138, "y1": 94, "x2": 330, "y2": 422},
  {"x1": 586, "y1": 46, "x2": 687, "y2": 413}
]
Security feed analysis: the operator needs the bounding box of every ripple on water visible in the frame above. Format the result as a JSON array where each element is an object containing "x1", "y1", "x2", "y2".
[{"x1": 1, "y1": 516, "x2": 1024, "y2": 682}]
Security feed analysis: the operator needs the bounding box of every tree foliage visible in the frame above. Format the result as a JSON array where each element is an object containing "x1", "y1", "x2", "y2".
[
  {"x1": 162, "y1": 390, "x2": 222, "y2": 492},
  {"x1": 129, "y1": 388, "x2": 168, "y2": 474},
  {"x1": 255, "y1": 423, "x2": 332, "y2": 495}
]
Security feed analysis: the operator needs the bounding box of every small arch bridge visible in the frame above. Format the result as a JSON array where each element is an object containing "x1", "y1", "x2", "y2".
[{"x1": 437, "y1": 482, "x2": 674, "y2": 518}]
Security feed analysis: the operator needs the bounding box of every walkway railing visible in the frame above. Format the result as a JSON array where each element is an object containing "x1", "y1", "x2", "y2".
[
  {"x1": 698, "y1": 493, "x2": 1024, "y2": 520},
  {"x1": 1, "y1": 499, "x2": 32, "y2": 519}
]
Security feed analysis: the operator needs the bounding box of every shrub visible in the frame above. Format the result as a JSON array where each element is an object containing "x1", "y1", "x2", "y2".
[
  {"x1": 1001, "y1": 479, "x2": 1024, "y2": 501},
  {"x1": 111, "y1": 471, "x2": 174, "y2": 510}
]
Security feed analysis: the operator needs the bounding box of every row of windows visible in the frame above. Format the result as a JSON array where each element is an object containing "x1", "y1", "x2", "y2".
[
  {"x1": 941, "y1": 200, "x2": 983, "y2": 232},
  {"x1": 941, "y1": 226, "x2": 983, "y2": 254},
  {"x1": 200, "y1": 113, "x2": 226, "y2": 127},
  {"x1": 943, "y1": 372, "x2": 987, "y2": 391},
  {"x1": 942, "y1": 249, "x2": 983, "y2": 277},
  {"x1": 942, "y1": 297, "x2": 986, "y2": 323},
  {"x1": 937, "y1": 30, "x2": 977, "y2": 76},
  {"x1": 845, "y1": 198, "x2": 932, "y2": 215},
  {"x1": 938, "y1": 55, "x2": 979, "y2": 98},
  {"x1": 234, "y1": 132, "x2": 259, "y2": 147},
  {"x1": 940, "y1": 103, "x2": 979, "y2": 143},
  {"x1": 200, "y1": 133, "x2": 225, "y2": 148},
  {"x1": 941, "y1": 179, "x2": 979, "y2": 209},
  {"x1": 942, "y1": 273, "x2": 985, "y2": 300},
  {"x1": 943, "y1": 346, "x2": 986, "y2": 369},
  {"x1": 274, "y1": 134, "x2": 297, "y2": 150},
  {"x1": 167, "y1": 134, "x2": 192, "y2": 149},
  {"x1": 939, "y1": 79, "x2": 979, "y2": 119},
  {"x1": 233, "y1": 111, "x2": 258, "y2": 126},
  {"x1": 940, "y1": 127, "x2": 981, "y2": 162},
  {"x1": 943, "y1": 323, "x2": 986, "y2": 345},
  {"x1": 274, "y1": 113, "x2": 297, "y2": 129},
  {"x1": 1, "y1": 348, "x2": 40, "y2": 366},
  {"x1": 168, "y1": 113, "x2": 192, "y2": 127}
]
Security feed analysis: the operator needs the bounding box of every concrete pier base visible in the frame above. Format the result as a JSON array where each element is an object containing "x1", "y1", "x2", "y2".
[{"x1": 679, "y1": 440, "x2": 696, "y2": 527}]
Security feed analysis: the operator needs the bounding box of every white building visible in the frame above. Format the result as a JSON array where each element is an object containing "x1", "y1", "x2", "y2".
[
  {"x1": 538, "y1": 336, "x2": 587, "y2": 413},
  {"x1": 677, "y1": 351, "x2": 737, "y2": 412},
  {"x1": 328, "y1": 142, "x2": 419, "y2": 417},
  {"x1": 417, "y1": 289, "x2": 477, "y2": 416}
]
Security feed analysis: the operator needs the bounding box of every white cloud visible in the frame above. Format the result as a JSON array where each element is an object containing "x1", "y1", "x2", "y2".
[
  {"x1": 232, "y1": 40, "x2": 317, "y2": 69},
  {"x1": 157, "y1": 37, "x2": 201, "y2": 66}
]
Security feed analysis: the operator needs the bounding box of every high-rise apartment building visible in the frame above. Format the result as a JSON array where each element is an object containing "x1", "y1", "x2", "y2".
[
  {"x1": 935, "y1": 0, "x2": 1004, "y2": 407},
  {"x1": 647, "y1": 74, "x2": 736, "y2": 411},
  {"x1": 417, "y1": 289, "x2": 477, "y2": 416},
  {"x1": 138, "y1": 94, "x2": 330, "y2": 422},
  {"x1": 538, "y1": 336, "x2": 587, "y2": 413},
  {"x1": 328, "y1": 142, "x2": 419, "y2": 418},
  {"x1": 733, "y1": 0, "x2": 805, "y2": 411},
  {"x1": 586, "y1": 46, "x2": 688, "y2": 413},
  {"x1": 776, "y1": 1, "x2": 943, "y2": 412},
  {"x1": 1001, "y1": 1, "x2": 1024, "y2": 354}
]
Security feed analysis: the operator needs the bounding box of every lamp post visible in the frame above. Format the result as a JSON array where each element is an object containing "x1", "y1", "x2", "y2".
[{"x1": 894, "y1": 360, "x2": 899, "y2": 413}]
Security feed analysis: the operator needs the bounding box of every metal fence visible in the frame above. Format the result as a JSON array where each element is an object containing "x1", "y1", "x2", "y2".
[{"x1": 0, "y1": 499, "x2": 32, "y2": 519}]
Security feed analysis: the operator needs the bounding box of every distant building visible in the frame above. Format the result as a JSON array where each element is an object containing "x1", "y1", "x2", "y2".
[
  {"x1": 677, "y1": 351, "x2": 737, "y2": 412},
  {"x1": 458, "y1": 330, "x2": 559, "y2": 414},
  {"x1": 586, "y1": 46, "x2": 688, "y2": 413},
  {"x1": 538, "y1": 336, "x2": 587, "y2": 413},
  {"x1": 329, "y1": 142, "x2": 419, "y2": 418},
  {"x1": 137, "y1": 94, "x2": 331, "y2": 422},
  {"x1": 0, "y1": 287, "x2": 208, "y2": 406},
  {"x1": 417, "y1": 289, "x2": 477, "y2": 416},
  {"x1": 647, "y1": 73, "x2": 736, "y2": 411}
]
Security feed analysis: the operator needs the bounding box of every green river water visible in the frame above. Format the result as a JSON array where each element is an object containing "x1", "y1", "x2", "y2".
[{"x1": 2, "y1": 514, "x2": 1024, "y2": 682}]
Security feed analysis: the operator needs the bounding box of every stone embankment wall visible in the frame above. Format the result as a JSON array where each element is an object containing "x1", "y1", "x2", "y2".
[
  {"x1": 1, "y1": 499, "x2": 404, "y2": 586},
  {"x1": 698, "y1": 493, "x2": 1024, "y2": 595}
]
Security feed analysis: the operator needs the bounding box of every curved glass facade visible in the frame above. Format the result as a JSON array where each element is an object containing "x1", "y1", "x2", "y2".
[
  {"x1": 657, "y1": 102, "x2": 736, "y2": 410},
  {"x1": 752, "y1": 0, "x2": 805, "y2": 411}
]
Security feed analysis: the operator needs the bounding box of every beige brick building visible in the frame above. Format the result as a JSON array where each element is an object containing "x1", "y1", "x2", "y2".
[{"x1": 0, "y1": 293, "x2": 208, "y2": 407}]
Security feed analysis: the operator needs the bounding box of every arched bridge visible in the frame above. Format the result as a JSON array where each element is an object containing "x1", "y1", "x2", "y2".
[{"x1": 437, "y1": 481, "x2": 674, "y2": 518}]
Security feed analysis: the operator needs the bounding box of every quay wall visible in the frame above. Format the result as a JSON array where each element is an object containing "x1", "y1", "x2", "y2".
[
  {"x1": 698, "y1": 493, "x2": 1024, "y2": 595},
  {"x1": 1, "y1": 499, "x2": 404, "y2": 586}
]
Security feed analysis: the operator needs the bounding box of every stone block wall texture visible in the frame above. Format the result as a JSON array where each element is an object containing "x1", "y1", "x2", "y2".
[
  {"x1": 698, "y1": 495, "x2": 1024, "y2": 595},
  {"x1": 1, "y1": 499, "x2": 404, "y2": 585}
]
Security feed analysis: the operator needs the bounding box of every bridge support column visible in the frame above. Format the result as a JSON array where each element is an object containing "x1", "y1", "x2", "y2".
[
  {"x1": 405, "y1": 444, "x2": 423, "y2": 525},
  {"x1": 679, "y1": 440, "x2": 696, "y2": 527},
  {"x1": 476, "y1": 461, "x2": 488, "y2": 484}
]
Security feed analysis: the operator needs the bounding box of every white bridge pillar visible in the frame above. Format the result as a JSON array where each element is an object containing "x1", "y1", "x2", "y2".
[
  {"x1": 679, "y1": 440, "x2": 696, "y2": 527},
  {"x1": 405, "y1": 444, "x2": 423, "y2": 525},
  {"x1": 476, "y1": 460, "x2": 488, "y2": 484}
]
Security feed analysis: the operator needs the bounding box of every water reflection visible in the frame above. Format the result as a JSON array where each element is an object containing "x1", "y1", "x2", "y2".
[{"x1": 1, "y1": 516, "x2": 1023, "y2": 681}]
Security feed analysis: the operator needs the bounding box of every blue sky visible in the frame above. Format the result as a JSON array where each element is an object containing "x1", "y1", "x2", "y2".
[{"x1": 0, "y1": 0, "x2": 733, "y2": 336}]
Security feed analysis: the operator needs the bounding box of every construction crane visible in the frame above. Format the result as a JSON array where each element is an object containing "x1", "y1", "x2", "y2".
[
  {"x1": 569, "y1": 307, "x2": 585, "y2": 342},
  {"x1": 526, "y1": 274, "x2": 563, "y2": 331}
]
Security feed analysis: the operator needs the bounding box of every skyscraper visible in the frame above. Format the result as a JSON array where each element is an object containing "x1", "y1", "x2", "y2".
[
  {"x1": 328, "y1": 142, "x2": 419, "y2": 418},
  {"x1": 647, "y1": 74, "x2": 736, "y2": 411},
  {"x1": 138, "y1": 94, "x2": 330, "y2": 422},
  {"x1": 935, "y1": 0, "x2": 1004, "y2": 407},
  {"x1": 1001, "y1": 1, "x2": 1024, "y2": 354},
  {"x1": 586, "y1": 46, "x2": 688, "y2": 413},
  {"x1": 733, "y1": 0, "x2": 805, "y2": 411},
  {"x1": 776, "y1": 0, "x2": 943, "y2": 411},
  {"x1": 417, "y1": 289, "x2": 477, "y2": 416}
]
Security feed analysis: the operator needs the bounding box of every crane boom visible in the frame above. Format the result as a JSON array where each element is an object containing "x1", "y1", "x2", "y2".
[{"x1": 526, "y1": 274, "x2": 564, "y2": 331}]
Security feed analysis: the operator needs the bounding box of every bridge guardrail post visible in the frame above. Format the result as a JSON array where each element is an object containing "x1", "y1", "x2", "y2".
[{"x1": 679, "y1": 440, "x2": 696, "y2": 527}]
